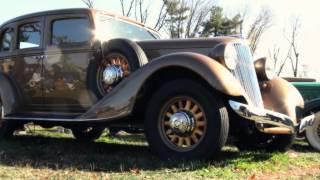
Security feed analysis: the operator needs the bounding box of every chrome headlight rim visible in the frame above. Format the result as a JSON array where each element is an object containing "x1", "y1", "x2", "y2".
[{"x1": 224, "y1": 43, "x2": 238, "y2": 70}]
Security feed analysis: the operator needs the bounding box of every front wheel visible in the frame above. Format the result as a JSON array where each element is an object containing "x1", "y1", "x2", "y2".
[{"x1": 145, "y1": 80, "x2": 229, "y2": 160}]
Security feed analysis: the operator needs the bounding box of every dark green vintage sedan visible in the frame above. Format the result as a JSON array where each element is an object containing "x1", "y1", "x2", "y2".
[
  {"x1": 292, "y1": 82, "x2": 320, "y2": 101},
  {"x1": 291, "y1": 79, "x2": 320, "y2": 151}
]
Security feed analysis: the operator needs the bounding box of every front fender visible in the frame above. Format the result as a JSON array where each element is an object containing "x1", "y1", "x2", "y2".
[
  {"x1": 261, "y1": 77, "x2": 304, "y2": 123},
  {"x1": 81, "y1": 52, "x2": 246, "y2": 119}
]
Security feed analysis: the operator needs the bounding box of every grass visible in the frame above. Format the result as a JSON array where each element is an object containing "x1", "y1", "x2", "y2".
[{"x1": 0, "y1": 127, "x2": 319, "y2": 179}]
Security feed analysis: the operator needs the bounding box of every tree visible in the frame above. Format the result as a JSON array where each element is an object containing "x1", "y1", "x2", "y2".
[
  {"x1": 269, "y1": 17, "x2": 301, "y2": 77},
  {"x1": 286, "y1": 18, "x2": 301, "y2": 77},
  {"x1": 165, "y1": 0, "x2": 189, "y2": 38},
  {"x1": 120, "y1": 0, "x2": 135, "y2": 17},
  {"x1": 269, "y1": 44, "x2": 293, "y2": 76},
  {"x1": 119, "y1": 0, "x2": 167, "y2": 30},
  {"x1": 163, "y1": 0, "x2": 214, "y2": 38},
  {"x1": 201, "y1": 6, "x2": 242, "y2": 37},
  {"x1": 82, "y1": 0, "x2": 94, "y2": 8},
  {"x1": 246, "y1": 8, "x2": 272, "y2": 54}
]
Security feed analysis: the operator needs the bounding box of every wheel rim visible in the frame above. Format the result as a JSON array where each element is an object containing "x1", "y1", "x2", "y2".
[
  {"x1": 159, "y1": 96, "x2": 207, "y2": 152},
  {"x1": 97, "y1": 53, "x2": 130, "y2": 95}
]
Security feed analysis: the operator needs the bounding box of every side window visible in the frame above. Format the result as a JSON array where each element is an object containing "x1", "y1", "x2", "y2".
[
  {"x1": 51, "y1": 18, "x2": 91, "y2": 46},
  {"x1": 0, "y1": 28, "x2": 13, "y2": 52},
  {"x1": 18, "y1": 22, "x2": 41, "y2": 49}
]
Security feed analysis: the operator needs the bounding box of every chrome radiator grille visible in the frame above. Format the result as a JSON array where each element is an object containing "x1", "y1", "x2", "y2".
[{"x1": 231, "y1": 43, "x2": 264, "y2": 108}]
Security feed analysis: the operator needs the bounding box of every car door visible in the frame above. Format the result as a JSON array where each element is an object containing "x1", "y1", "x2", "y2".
[
  {"x1": 0, "y1": 17, "x2": 45, "y2": 111},
  {"x1": 43, "y1": 13, "x2": 95, "y2": 112}
]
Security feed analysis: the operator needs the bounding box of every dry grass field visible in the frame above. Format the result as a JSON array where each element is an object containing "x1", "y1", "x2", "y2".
[{"x1": 0, "y1": 127, "x2": 319, "y2": 179}]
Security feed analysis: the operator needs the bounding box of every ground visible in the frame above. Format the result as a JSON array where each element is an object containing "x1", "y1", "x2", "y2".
[{"x1": 0, "y1": 127, "x2": 319, "y2": 179}]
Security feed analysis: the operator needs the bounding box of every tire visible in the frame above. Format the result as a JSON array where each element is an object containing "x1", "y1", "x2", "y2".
[
  {"x1": 306, "y1": 116, "x2": 320, "y2": 151},
  {"x1": 0, "y1": 101, "x2": 17, "y2": 139},
  {"x1": 89, "y1": 38, "x2": 148, "y2": 98},
  {"x1": 145, "y1": 80, "x2": 229, "y2": 160},
  {"x1": 236, "y1": 124, "x2": 295, "y2": 152},
  {"x1": 265, "y1": 134, "x2": 295, "y2": 152},
  {"x1": 72, "y1": 127, "x2": 104, "y2": 141},
  {"x1": 0, "y1": 120, "x2": 16, "y2": 139}
]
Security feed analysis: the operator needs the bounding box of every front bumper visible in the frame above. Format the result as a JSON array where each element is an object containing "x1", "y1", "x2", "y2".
[{"x1": 229, "y1": 100, "x2": 315, "y2": 134}]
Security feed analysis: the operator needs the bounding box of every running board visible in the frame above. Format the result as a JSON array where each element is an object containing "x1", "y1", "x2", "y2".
[{"x1": 3, "y1": 112, "x2": 110, "y2": 122}]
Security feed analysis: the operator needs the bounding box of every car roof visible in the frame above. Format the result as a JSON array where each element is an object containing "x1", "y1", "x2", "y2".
[
  {"x1": 0, "y1": 8, "x2": 158, "y2": 33},
  {"x1": 0, "y1": 8, "x2": 92, "y2": 27}
]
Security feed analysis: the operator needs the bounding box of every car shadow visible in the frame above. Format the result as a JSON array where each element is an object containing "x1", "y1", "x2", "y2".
[
  {"x1": 291, "y1": 140, "x2": 318, "y2": 153},
  {"x1": 0, "y1": 134, "x2": 300, "y2": 173}
]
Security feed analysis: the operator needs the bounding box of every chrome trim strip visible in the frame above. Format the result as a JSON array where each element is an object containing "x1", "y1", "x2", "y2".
[
  {"x1": 229, "y1": 100, "x2": 296, "y2": 134},
  {"x1": 2, "y1": 115, "x2": 121, "y2": 122},
  {"x1": 231, "y1": 43, "x2": 263, "y2": 108}
]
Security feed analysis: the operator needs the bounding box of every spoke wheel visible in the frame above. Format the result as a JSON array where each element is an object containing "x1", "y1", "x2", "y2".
[
  {"x1": 160, "y1": 96, "x2": 207, "y2": 152},
  {"x1": 145, "y1": 79, "x2": 229, "y2": 160},
  {"x1": 97, "y1": 53, "x2": 131, "y2": 95}
]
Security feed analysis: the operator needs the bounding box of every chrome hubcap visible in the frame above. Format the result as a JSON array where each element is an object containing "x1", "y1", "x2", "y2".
[
  {"x1": 102, "y1": 65, "x2": 124, "y2": 86},
  {"x1": 169, "y1": 112, "x2": 195, "y2": 135},
  {"x1": 160, "y1": 96, "x2": 207, "y2": 151},
  {"x1": 97, "y1": 53, "x2": 130, "y2": 95}
]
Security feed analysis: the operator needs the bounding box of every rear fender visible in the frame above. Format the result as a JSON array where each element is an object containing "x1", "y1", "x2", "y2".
[{"x1": 81, "y1": 52, "x2": 247, "y2": 119}]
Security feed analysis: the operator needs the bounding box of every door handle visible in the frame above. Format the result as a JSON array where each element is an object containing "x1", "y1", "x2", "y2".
[{"x1": 32, "y1": 55, "x2": 47, "y2": 60}]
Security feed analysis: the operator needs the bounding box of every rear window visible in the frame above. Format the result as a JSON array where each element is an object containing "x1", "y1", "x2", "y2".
[
  {"x1": 51, "y1": 18, "x2": 91, "y2": 46},
  {"x1": 0, "y1": 28, "x2": 13, "y2": 51},
  {"x1": 18, "y1": 22, "x2": 41, "y2": 49}
]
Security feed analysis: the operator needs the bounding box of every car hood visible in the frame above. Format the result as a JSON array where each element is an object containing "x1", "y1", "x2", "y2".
[{"x1": 137, "y1": 36, "x2": 238, "y2": 60}]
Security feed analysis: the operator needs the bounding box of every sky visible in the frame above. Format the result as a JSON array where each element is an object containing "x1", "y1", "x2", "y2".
[{"x1": 1, "y1": 0, "x2": 320, "y2": 79}]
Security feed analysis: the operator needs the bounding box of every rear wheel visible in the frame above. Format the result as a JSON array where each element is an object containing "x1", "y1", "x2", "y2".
[
  {"x1": 145, "y1": 80, "x2": 229, "y2": 160},
  {"x1": 0, "y1": 102, "x2": 16, "y2": 139},
  {"x1": 72, "y1": 127, "x2": 104, "y2": 141},
  {"x1": 91, "y1": 39, "x2": 148, "y2": 97}
]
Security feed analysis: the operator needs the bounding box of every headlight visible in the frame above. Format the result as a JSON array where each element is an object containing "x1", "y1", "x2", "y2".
[
  {"x1": 254, "y1": 57, "x2": 277, "y2": 81},
  {"x1": 265, "y1": 67, "x2": 276, "y2": 80},
  {"x1": 224, "y1": 44, "x2": 238, "y2": 70}
]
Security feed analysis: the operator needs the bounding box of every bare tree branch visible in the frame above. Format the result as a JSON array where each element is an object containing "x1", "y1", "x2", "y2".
[
  {"x1": 82, "y1": 0, "x2": 94, "y2": 8},
  {"x1": 246, "y1": 8, "x2": 273, "y2": 54},
  {"x1": 285, "y1": 17, "x2": 301, "y2": 77},
  {"x1": 120, "y1": 0, "x2": 135, "y2": 16},
  {"x1": 277, "y1": 46, "x2": 292, "y2": 76},
  {"x1": 153, "y1": 3, "x2": 168, "y2": 30}
]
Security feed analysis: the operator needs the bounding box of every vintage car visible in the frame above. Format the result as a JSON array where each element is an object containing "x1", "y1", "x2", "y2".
[
  {"x1": 289, "y1": 78, "x2": 320, "y2": 151},
  {"x1": 0, "y1": 8, "x2": 315, "y2": 160}
]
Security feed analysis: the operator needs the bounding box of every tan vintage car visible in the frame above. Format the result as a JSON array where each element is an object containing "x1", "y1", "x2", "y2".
[{"x1": 0, "y1": 8, "x2": 315, "y2": 160}]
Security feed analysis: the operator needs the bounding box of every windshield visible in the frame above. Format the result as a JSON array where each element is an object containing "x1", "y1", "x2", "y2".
[{"x1": 95, "y1": 13, "x2": 160, "y2": 41}]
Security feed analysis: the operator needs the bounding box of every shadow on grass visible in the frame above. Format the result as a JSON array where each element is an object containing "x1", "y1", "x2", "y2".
[
  {"x1": 291, "y1": 140, "x2": 317, "y2": 153},
  {"x1": 0, "y1": 134, "x2": 288, "y2": 173}
]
